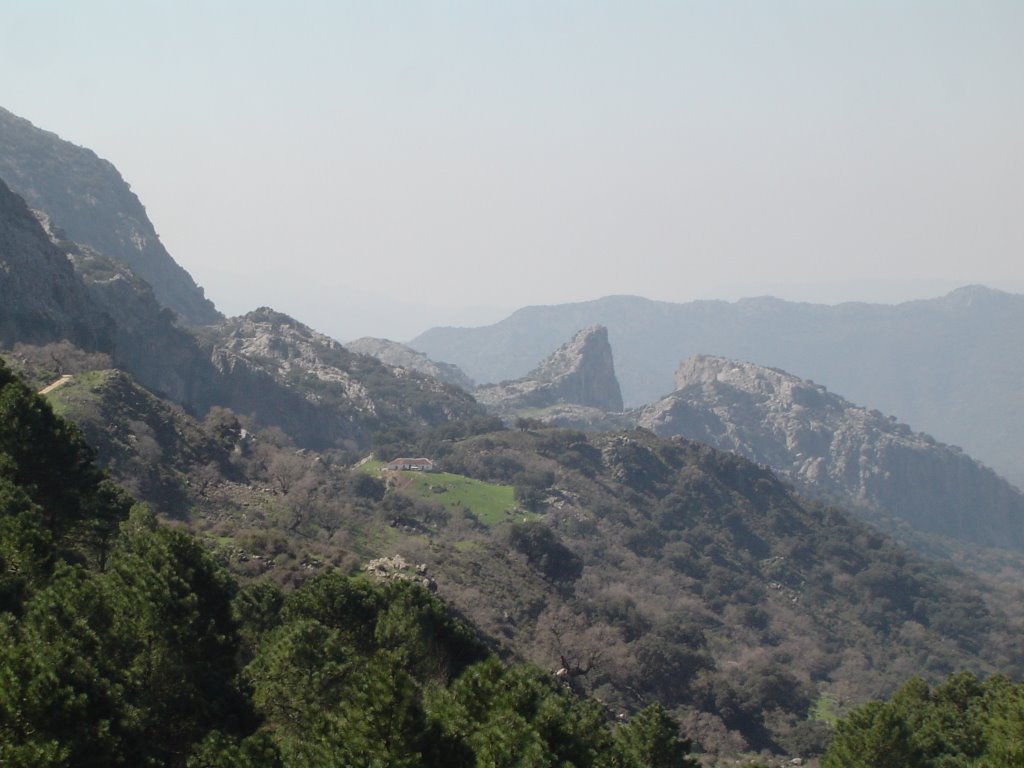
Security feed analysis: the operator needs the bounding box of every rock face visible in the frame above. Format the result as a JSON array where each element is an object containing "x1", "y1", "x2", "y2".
[
  {"x1": 0, "y1": 178, "x2": 113, "y2": 350},
  {"x1": 345, "y1": 337, "x2": 475, "y2": 390},
  {"x1": 8, "y1": 183, "x2": 222, "y2": 410},
  {"x1": 0, "y1": 106, "x2": 221, "y2": 325},
  {"x1": 474, "y1": 325, "x2": 624, "y2": 414},
  {"x1": 637, "y1": 354, "x2": 1024, "y2": 549}
]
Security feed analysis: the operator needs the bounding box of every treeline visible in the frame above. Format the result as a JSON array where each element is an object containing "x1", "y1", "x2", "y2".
[{"x1": 0, "y1": 358, "x2": 699, "y2": 767}]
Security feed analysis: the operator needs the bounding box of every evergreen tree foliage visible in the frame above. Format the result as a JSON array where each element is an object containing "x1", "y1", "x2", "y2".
[
  {"x1": 822, "y1": 672, "x2": 1024, "y2": 767},
  {"x1": 0, "y1": 360, "x2": 702, "y2": 766},
  {"x1": 0, "y1": 361, "x2": 101, "y2": 534},
  {"x1": 611, "y1": 703, "x2": 701, "y2": 768}
]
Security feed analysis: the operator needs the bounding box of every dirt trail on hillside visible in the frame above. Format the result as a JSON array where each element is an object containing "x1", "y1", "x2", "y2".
[{"x1": 38, "y1": 374, "x2": 73, "y2": 395}]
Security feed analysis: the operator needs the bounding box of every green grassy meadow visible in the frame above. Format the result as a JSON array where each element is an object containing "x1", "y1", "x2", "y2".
[{"x1": 360, "y1": 459, "x2": 528, "y2": 526}]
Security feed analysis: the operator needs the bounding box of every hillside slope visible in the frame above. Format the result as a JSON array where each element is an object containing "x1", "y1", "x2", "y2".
[
  {"x1": 2, "y1": 358, "x2": 700, "y2": 768},
  {"x1": 418, "y1": 428, "x2": 1020, "y2": 756},
  {"x1": 18, "y1": 346, "x2": 1024, "y2": 761}
]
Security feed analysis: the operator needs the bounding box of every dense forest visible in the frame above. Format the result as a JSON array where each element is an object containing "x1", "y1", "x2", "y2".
[{"x1": 0, "y1": 359, "x2": 701, "y2": 766}]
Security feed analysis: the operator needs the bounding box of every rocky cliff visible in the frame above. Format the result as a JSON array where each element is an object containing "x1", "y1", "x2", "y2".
[
  {"x1": 637, "y1": 354, "x2": 1024, "y2": 549},
  {"x1": 12, "y1": 184, "x2": 223, "y2": 410},
  {"x1": 474, "y1": 325, "x2": 624, "y2": 415},
  {"x1": 0, "y1": 178, "x2": 114, "y2": 351},
  {"x1": 0, "y1": 106, "x2": 220, "y2": 325},
  {"x1": 346, "y1": 337, "x2": 475, "y2": 390}
]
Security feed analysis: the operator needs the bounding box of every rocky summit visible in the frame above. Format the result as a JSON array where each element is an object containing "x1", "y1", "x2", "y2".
[
  {"x1": 637, "y1": 354, "x2": 1024, "y2": 550},
  {"x1": 474, "y1": 325, "x2": 624, "y2": 415},
  {"x1": 411, "y1": 289, "x2": 1024, "y2": 490}
]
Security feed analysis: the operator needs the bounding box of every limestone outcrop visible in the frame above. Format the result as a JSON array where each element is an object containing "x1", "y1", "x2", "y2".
[
  {"x1": 474, "y1": 325, "x2": 624, "y2": 416},
  {"x1": 637, "y1": 354, "x2": 1024, "y2": 549}
]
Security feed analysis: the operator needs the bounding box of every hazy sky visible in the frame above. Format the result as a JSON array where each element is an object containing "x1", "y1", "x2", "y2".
[{"x1": 2, "y1": 2, "x2": 1023, "y2": 340}]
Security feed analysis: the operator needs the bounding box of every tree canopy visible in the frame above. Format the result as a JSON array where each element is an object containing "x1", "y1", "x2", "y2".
[
  {"x1": 0, "y1": 359, "x2": 700, "y2": 766},
  {"x1": 822, "y1": 672, "x2": 1024, "y2": 767}
]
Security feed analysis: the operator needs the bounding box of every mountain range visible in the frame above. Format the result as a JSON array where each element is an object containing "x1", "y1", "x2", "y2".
[
  {"x1": 410, "y1": 288, "x2": 1024, "y2": 489},
  {"x1": 5, "y1": 104, "x2": 1024, "y2": 763}
]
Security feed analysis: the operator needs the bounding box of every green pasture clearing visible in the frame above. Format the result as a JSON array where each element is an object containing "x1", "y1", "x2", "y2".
[
  {"x1": 358, "y1": 454, "x2": 554, "y2": 526},
  {"x1": 359, "y1": 458, "x2": 530, "y2": 527},
  {"x1": 358, "y1": 458, "x2": 386, "y2": 473},
  {"x1": 402, "y1": 471, "x2": 517, "y2": 526}
]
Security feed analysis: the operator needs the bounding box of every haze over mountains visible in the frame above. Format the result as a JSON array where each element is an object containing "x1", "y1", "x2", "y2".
[
  {"x1": 5, "y1": 102, "x2": 1024, "y2": 552},
  {"x1": 411, "y1": 289, "x2": 1024, "y2": 489},
  {"x1": 0, "y1": 112, "x2": 484, "y2": 454},
  {"x1": 4, "y1": 106, "x2": 1021, "y2": 495}
]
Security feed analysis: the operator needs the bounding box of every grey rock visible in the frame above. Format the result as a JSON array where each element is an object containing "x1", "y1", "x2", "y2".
[
  {"x1": 637, "y1": 354, "x2": 1024, "y2": 549},
  {"x1": 346, "y1": 336, "x2": 474, "y2": 390},
  {"x1": 474, "y1": 325, "x2": 624, "y2": 416},
  {"x1": 198, "y1": 308, "x2": 485, "y2": 447}
]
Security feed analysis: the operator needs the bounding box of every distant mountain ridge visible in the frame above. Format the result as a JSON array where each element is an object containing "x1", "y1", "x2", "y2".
[
  {"x1": 637, "y1": 355, "x2": 1024, "y2": 550},
  {"x1": 411, "y1": 288, "x2": 1024, "y2": 488},
  {"x1": 0, "y1": 106, "x2": 220, "y2": 325}
]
